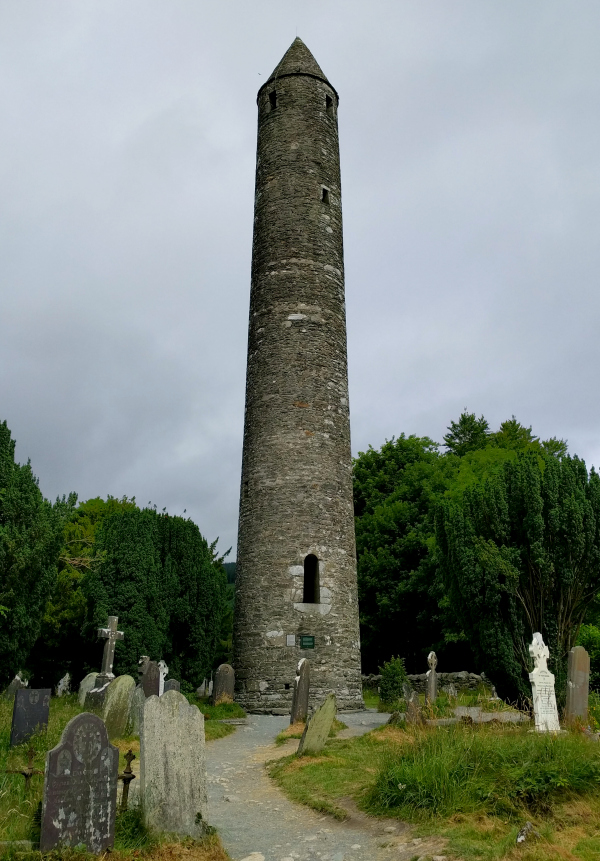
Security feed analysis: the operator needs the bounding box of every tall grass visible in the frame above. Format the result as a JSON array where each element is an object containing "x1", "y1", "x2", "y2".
[{"x1": 369, "y1": 724, "x2": 600, "y2": 820}]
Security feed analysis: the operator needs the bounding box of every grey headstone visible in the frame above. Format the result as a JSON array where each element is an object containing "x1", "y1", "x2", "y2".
[
  {"x1": 426, "y1": 652, "x2": 438, "y2": 703},
  {"x1": 290, "y1": 658, "x2": 310, "y2": 724},
  {"x1": 3, "y1": 674, "x2": 28, "y2": 701},
  {"x1": 442, "y1": 683, "x2": 458, "y2": 699},
  {"x1": 406, "y1": 691, "x2": 425, "y2": 726},
  {"x1": 164, "y1": 679, "x2": 180, "y2": 693},
  {"x1": 129, "y1": 684, "x2": 145, "y2": 736},
  {"x1": 298, "y1": 693, "x2": 336, "y2": 755},
  {"x1": 78, "y1": 673, "x2": 98, "y2": 707},
  {"x1": 142, "y1": 661, "x2": 160, "y2": 698},
  {"x1": 212, "y1": 664, "x2": 235, "y2": 705},
  {"x1": 10, "y1": 688, "x2": 51, "y2": 747},
  {"x1": 86, "y1": 681, "x2": 111, "y2": 716},
  {"x1": 102, "y1": 675, "x2": 136, "y2": 739},
  {"x1": 402, "y1": 681, "x2": 412, "y2": 703},
  {"x1": 529, "y1": 632, "x2": 560, "y2": 732},
  {"x1": 196, "y1": 679, "x2": 207, "y2": 698},
  {"x1": 158, "y1": 660, "x2": 169, "y2": 695},
  {"x1": 207, "y1": 679, "x2": 213, "y2": 696},
  {"x1": 55, "y1": 673, "x2": 71, "y2": 697},
  {"x1": 566, "y1": 645, "x2": 590, "y2": 722},
  {"x1": 40, "y1": 712, "x2": 118, "y2": 853},
  {"x1": 140, "y1": 690, "x2": 207, "y2": 836}
]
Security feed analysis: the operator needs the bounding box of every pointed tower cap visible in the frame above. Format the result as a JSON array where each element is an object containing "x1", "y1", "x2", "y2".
[{"x1": 259, "y1": 38, "x2": 338, "y2": 100}]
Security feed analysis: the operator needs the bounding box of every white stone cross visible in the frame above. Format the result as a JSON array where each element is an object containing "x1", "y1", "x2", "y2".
[
  {"x1": 158, "y1": 660, "x2": 169, "y2": 696},
  {"x1": 97, "y1": 616, "x2": 124, "y2": 680},
  {"x1": 427, "y1": 651, "x2": 438, "y2": 670},
  {"x1": 529, "y1": 632, "x2": 549, "y2": 672}
]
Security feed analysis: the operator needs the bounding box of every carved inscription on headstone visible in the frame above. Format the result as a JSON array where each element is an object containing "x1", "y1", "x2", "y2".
[
  {"x1": 40, "y1": 713, "x2": 118, "y2": 853},
  {"x1": 212, "y1": 664, "x2": 235, "y2": 705},
  {"x1": 529, "y1": 632, "x2": 560, "y2": 732},
  {"x1": 10, "y1": 688, "x2": 51, "y2": 747},
  {"x1": 290, "y1": 658, "x2": 310, "y2": 724}
]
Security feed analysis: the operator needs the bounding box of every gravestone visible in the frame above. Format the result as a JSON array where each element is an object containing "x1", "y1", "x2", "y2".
[
  {"x1": 164, "y1": 679, "x2": 180, "y2": 693},
  {"x1": 212, "y1": 664, "x2": 235, "y2": 705},
  {"x1": 290, "y1": 658, "x2": 310, "y2": 724},
  {"x1": 529, "y1": 632, "x2": 560, "y2": 732},
  {"x1": 298, "y1": 693, "x2": 336, "y2": 755},
  {"x1": 3, "y1": 674, "x2": 28, "y2": 701},
  {"x1": 55, "y1": 673, "x2": 71, "y2": 697},
  {"x1": 40, "y1": 713, "x2": 118, "y2": 853},
  {"x1": 158, "y1": 660, "x2": 169, "y2": 696},
  {"x1": 102, "y1": 675, "x2": 135, "y2": 739},
  {"x1": 10, "y1": 688, "x2": 51, "y2": 747},
  {"x1": 140, "y1": 689, "x2": 207, "y2": 836},
  {"x1": 142, "y1": 661, "x2": 160, "y2": 697},
  {"x1": 138, "y1": 655, "x2": 150, "y2": 681},
  {"x1": 196, "y1": 679, "x2": 207, "y2": 697},
  {"x1": 78, "y1": 672, "x2": 98, "y2": 706},
  {"x1": 96, "y1": 616, "x2": 124, "y2": 686},
  {"x1": 129, "y1": 684, "x2": 145, "y2": 735},
  {"x1": 426, "y1": 651, "x2": 438, "y2": 703},
  {"x1": 86, "y1": 678, "x2": 111, "y2": 715},
  {"x1": 566, "y1": 645, "x2": 590, "y2": 723},
  {"x1": 442, "y1": 683, "x2": 458, "y2": 699},
  {"x1": 402, "y1": 681, "x2": 412, "y2": 703},
  {"x1": 406, "y1": 691, "x2": 425, "y2": 725},
  {"x1": 207, "y1": 679, "x2": 213, "y2": 696}
]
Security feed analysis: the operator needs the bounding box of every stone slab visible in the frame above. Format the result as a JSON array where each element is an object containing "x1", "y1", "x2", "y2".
[
  {"x1": 290, "y1": 658, "x2": 310, "y2": 724},
  {"x1": 78, "y1": 673, "x2": 98, "y2": 707},
  {"x1": 103, "y1": 675, "x2": 135, "y2": 739},
  {"x1": 164, "y1": 679, "x2": 180, "y2": 693},
  {"x1": 566, "y1": 645, "x2": 590, "y2": 722},
  {"x1": 298, "y1": 693, "x2": 336, "y2": 755},
  {"x1": 213, "y1": 664, "x2": 235, "y2": 705},
  {"x1": 140, "y1": 690, "x2": 207, "y2": 836},
  {"x1": 10, "y1": 688, "x2": 51, "y2": 746},
  {"x1": 142, "y1": 661, "x2": 160, "y2": 698},
  {"x1": 40, "y1": 712, "x2": 118, "y2": 853},
  {"x1": 129, "y1": 684, "x2": 145, "y2": 736}
]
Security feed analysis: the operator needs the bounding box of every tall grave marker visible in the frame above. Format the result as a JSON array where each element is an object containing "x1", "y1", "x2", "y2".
[
  {"x1": 10, "y1": 688, "x2": 51, "y2": 747},
  {"x1": 40, "y1": 713, "x2": 118, "y2": 853},
  {"x1": 426, "y1": 651, "x2": 438, "y2": 703},
  {"x1": 529, "y1": 632, "x2": 560, "y2": 732},
  {"x1": 565, "y1": 645, "x2": 590, "y2": 723},
  {"x1": 96, "y1": 616, "x2": 124, "y2": 686},
  {"x1": 290, "y1": 659, "x2": 310, "y2": 723}
]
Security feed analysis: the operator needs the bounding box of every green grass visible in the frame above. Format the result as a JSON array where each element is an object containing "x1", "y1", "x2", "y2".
[
  {"x1": 370, "y1": 724, "x2": 600, "y2": 820},
  {"x1": 185, "y1": 696, "x2": 246, "y2": 721},
  {"x1": 376, "y1": 686, "x2": 521, "y2": 717},
  {"x1": 362, "y1": 687, "x2": 379, "y2": 709}
]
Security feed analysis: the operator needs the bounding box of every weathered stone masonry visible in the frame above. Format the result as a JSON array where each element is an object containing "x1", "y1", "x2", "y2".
[{"x1": 233, "y1": 39, "x2": 363, "y2": 712}]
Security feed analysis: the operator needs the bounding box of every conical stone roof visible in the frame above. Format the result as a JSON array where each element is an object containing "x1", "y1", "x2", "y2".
[{"x1": 266, "y1": 37, "x2": 331, "y2": 87}]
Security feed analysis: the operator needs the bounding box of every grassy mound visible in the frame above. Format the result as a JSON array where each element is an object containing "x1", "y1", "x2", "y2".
[{"x1": 370, "y1": 724, "x2": 600, "y2": 819}]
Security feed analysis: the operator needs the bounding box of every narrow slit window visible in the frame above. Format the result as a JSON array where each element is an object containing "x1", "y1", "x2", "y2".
[
  {"x1": 303, "y1": 554, "x2": 320, "y2": 604},
  {"x1": 269, "y1": 90, "x2": 277, "y2": 110},
  {"x1": 326, "y1": 95, "x2": 333, "y2": 115},
  {"x1": 321, "y1": 187, "x2": 330, "y2": 205}
]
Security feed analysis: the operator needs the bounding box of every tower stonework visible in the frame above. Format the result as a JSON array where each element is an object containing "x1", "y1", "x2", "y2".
[{"x1": 234, "y1": 39, "x2": 363, "y2": 713}]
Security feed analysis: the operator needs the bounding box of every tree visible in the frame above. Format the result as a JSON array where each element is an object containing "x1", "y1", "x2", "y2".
[
  {"x1": 443, "y1": 410, "x2": 490, "y2": 457},
  {"x1": 0, "y1": 421, "x2": 64, "y2": 686},
  {"x1": 437, "y1": 452, "x2": 600, "y2": 700},
  {"x1": 82, "y1": 508, "x2": 227, "y2": 685},
  {"x1": 27, "y1": 495, "x2": 138, "y2": 687}
]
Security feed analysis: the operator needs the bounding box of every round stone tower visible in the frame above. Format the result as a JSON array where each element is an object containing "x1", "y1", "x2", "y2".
[{"x1": 233, "y1": 38, "x2": 363, "y2": 713}]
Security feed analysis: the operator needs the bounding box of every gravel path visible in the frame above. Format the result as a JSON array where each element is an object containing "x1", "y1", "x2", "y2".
[{"x1": 205, "y1": 711, "x2": 447, "y2": 861}]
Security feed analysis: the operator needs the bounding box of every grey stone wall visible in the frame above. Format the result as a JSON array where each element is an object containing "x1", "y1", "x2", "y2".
[
  {"x1": 362, "y1": 672, "x2": 493, "y2": 695},
  {"x1": 234, "y1": 39, "x2": 363, "y2": 713}
]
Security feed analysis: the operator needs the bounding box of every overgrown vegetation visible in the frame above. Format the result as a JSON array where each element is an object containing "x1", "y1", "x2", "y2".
[{"x1": 378, "y1": 656, "x2": 408, "y2": 705}]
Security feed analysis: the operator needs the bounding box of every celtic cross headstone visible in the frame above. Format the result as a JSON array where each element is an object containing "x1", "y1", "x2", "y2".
[
  {"x1": 529, "y1": 632, "x2": 560, "y2": 732},
  {"x1": 96, "y1": 616, "x2": 124, "y2": 686}
]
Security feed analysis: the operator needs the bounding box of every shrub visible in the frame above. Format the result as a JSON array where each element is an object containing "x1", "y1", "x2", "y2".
[
  {"x1": 378, "y1": 656, "x2": 407, "y2": 704},
  {"x1": 369, "y1": 725, "x2": 600, "y2": 820}
]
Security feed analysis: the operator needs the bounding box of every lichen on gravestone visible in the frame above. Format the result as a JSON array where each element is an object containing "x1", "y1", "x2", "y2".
[
  {"x1": 297, "y1": 693, "x2": 337, "y2": 755},
  {"x1": 102, "y1": 675, "x2": 135, "y2": 739}
]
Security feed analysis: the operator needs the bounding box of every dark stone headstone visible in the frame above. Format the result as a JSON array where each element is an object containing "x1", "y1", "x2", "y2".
[
  {"x1": 212, "y1": 664, "x2": 235, "y2": 705},
  {"x1": 142, "y1": 661, "x2": 160, "y2": 698},
  {"x1": 164, "y1": 679, "x2": 180, "y2": 693},
  {"x1": 566, "y1": 645, "x2": 590, "y2": 722},
  {"x1": 290, "y1": 658, "x2": 310, "y2": 724},
  {"x1": 40, "y1": 713, "x2": 118, "y2": 853},
  {"x1": 85, "y1": 681, "x2": 111, "y2": 715},
  {"x1": 10, "y1": 688, "x2": 51, "y2": 747}
]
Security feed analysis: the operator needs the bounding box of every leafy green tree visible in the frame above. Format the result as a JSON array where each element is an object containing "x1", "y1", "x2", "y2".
[
  {"x1": 27, "y1": 495, "x2": 138, "y2": 687},
  {"x1": 577, "y1": 624, "x2": 600, "y2": 691},
  {"x1": 378, "y1": 656, "x2": 408, "y2": 705},
  {"x1": 0, "y1": 421, "x2": 64, "y2": 686},
  {"x1": 443, "y1": 411, "x2": 490, "y2": 457},
  {"x1": 437, "y1": 453, "x2": 600, "y2": 700}
]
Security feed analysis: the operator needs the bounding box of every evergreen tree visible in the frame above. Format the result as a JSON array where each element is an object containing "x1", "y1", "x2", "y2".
[
  {"x1": 0, "y1": 421, "x2": 64, "y2": 686},
  {"x1": 437, "y1": 453, "x2": 600, "y2": 700},
  {"x1": 443, "y1": 410, "x2": 490, "y2": 457}
]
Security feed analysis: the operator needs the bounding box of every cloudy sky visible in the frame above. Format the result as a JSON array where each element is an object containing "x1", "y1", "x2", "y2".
[{"x1": 1, "y1": 1, "x2": 599, "y2": 556}]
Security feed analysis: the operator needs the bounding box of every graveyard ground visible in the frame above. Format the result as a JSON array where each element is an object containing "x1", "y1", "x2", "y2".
[
  {"x1": 0, "y1": 693, "x2": 242, "y2": 859},
  {"x1": 269, "y1": 715, "x2": 600, "y2": 861}
]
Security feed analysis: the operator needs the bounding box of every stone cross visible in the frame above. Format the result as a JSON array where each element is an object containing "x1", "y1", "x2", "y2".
[
  {"x1": 528, "y1": 632, "x2": 560, "y2": 732},
  {"x1": 565, "y1": 645, "x2": 590, "y2": 723},
  {"x1": 97, "y1": 616, "x2": 124, "y2": 682},
  {"x1": 426, "y1": 651, "x2": 438, "y2": 703},
  {"x1": 158, "y1": 660, "x2": 169, "y2": 696}
]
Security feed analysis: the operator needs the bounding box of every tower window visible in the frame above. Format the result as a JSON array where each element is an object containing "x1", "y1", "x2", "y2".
[
  {"x1": 326, "y1": 95, "x2": 333, "y2": 115},
  {"x1": 303, "y1": 554, "x2": 320, "y2": 604},
  {"x1": 269, "y1": 90, "x2": 277, "y2": 110},
  {"x1": 321, "y1": 187, "x2": 330, "y2": 205}
]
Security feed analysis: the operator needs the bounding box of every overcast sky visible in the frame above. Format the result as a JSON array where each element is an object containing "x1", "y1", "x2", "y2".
[{"x1": 1, "y1": 1, "x2": 599, "y2": 556}]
